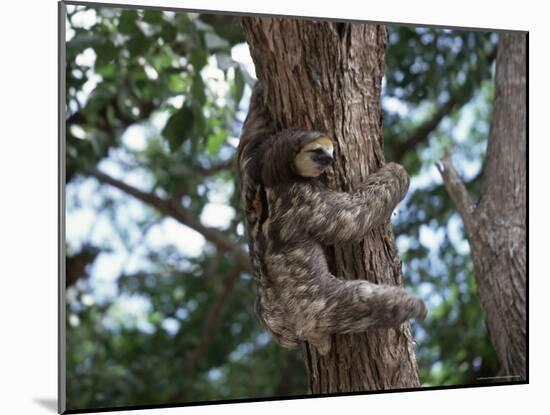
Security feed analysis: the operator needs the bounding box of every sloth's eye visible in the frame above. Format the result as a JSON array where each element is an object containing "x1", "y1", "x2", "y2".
[{"x1": 310, "y1": 148, "x2": 325, "y2": 154}]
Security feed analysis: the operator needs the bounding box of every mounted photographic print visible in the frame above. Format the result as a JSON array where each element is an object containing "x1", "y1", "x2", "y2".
[{"x1": 59, "y1": 1, "x2": 528, "y2": 413}]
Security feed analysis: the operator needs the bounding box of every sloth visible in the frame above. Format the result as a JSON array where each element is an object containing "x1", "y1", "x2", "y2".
[{"x1": 236, "y1": 82, "x2": 427, "y2": 355}]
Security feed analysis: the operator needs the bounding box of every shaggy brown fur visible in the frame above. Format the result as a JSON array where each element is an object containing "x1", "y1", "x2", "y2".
[{"x1": 236, "y1": 82, "x2": 427, "y2": 355}]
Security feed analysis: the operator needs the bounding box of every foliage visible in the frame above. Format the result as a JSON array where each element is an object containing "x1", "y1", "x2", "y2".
[
  {"x1": 65, "y1": 5, "x2": 500, "y2": 410},
  {"x1": 383, "y1": 27, "x2": 499, "y2": 385}
]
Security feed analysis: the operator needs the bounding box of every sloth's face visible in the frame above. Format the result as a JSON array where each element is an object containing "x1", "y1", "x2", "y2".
[{"x1": 295, "y1": 137, "x2": 335, "y2": 177}]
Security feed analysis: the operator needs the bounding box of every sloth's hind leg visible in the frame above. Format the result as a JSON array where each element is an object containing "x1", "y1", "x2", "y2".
[
  {"x1": 356, "y1": 281, "x2": 427, "y2": 329},
  {"x1": 293, "y1": 276, "x2": 427, "y2": 355}
]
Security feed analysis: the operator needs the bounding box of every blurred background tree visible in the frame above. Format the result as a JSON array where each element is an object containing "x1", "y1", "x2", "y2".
[{"x1": 64, "y1": 5, "x2": 500, "y2": 410}]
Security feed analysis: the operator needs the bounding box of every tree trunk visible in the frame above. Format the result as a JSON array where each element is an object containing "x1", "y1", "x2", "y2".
[
  {"x1": 438, "y1": 32, "x2": 527, "y2": 381},
  {"x1": 241, "y1": 17, "x2": 421, "y2": 393}
]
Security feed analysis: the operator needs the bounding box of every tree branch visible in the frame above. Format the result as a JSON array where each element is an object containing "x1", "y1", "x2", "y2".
[
  {"x1": 83, "y1": 167, "x2": 252, "y2": 274},
  {"x1": 198, "y1": 158, "x2": 235, "y2": 176},
  {"x1": 173, "y1": 159, "x2": 235, "y2": 200},
  {"x1": 191, "y1": 265, "x2": 241, "y2": 367},
  {"x1": 394, "y1": 168, "x2": 483, "y2": 236},
  {"x1": 436, "y1": 152, "x2": 477, "y2": 234},
  {"x1": 393, "y1": 46, "x2": 497, "y2": 163},
  {"x1": 394, "y1": 97, "x2": 458, "y2": 163},
  {"x1": 170, "y1": 264, "x2": 242, "y2": 402},
  {"x1": 67, "y1": 96, "x2": 156, "y2": 149},
  {"x1": 66, "y1": 245, "x2": 100, "y2": 287}
]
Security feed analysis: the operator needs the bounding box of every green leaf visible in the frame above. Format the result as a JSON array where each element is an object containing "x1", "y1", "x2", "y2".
[
  {"x1": 168, "y1": 74, "x2": 185, "y2": 93},
  {"x1": 206, "y1": 131, "x2": 226, "y2": 155},
  {"x1": 95, "y1": 40, "x2": 118, "y2": 65},
  {"x1": 161, "y1": 106, "x2": 194, "y2": 152},
  {"x1": 118, "y1": 10, "x2": 138, "y2": 34},
  {"x1": 191, "y1": 74, "x2": 206, "y2": 105},
  {"x1": 190, "y1": 48, "x2": 208, "y2": 71},
  {"x1": 127, "y1": 32, "x2": 150, "y2": 57},
  {"x1": 96, "y1": 63, "x2": 116, "y2": 79},
  {"x1": 232, "y1": 68, "x2": 245, "y2": 107},
  {"x1": 67, "y1": 33, "x2": 102, "y2": 57},
  {"x1": 153, "y1": 53, "x2": 174, "y2": 72},
  {"x1": 143, "y1": 10, "x2": 163, "y2": 25},
  {"x1": 161, "y1": 23, "x2": 177, "y2": 43},
  {"x1": 212, "y1": 24, "x2": 246, "y2": 46}
]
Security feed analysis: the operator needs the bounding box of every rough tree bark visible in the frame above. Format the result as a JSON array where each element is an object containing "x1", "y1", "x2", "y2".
[
  {"x1": 241, "y1": 18, "x2": 421, "y2": 393},
  {"x1": 438, "y1": 33, "x2": 527, "y2": 381}
]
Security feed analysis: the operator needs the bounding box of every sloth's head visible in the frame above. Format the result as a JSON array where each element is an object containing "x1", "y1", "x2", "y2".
[
  {"x1": 260, "y1": 131, "x2": 335, "y2": 187},
  {"x1": 294, "y1": 136, "x2": 335, "y2": 177}
]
